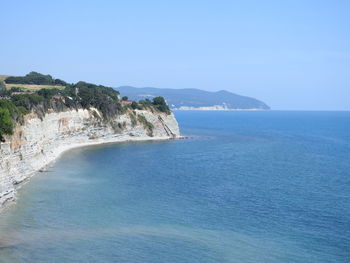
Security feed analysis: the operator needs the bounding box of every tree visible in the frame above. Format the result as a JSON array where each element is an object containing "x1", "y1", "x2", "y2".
[
  {"x1": 131, "y1": 101, "x2": 138, "y2": 109},
  {"x1": 5, "y1": 72, "x2": 52, "y2": 85},
  {"x1": 0, "y1": 80, "x2": 6, "y2": 95},
  {"x1": 122, "y1": 96, "x2": 128, "y2": 101},
  {"x1": 54, "y1": 78, "x2": 67, "y2": 86},
  {"x1": 152, "y1": 96, "x2": 166, "y2": 105},
  {"x1": 152, "y1": 96, "x2": 170, "y2": 113},
  {"x1": 0, "y1": 108, "x2": 13, "y2": 142},
  {"x1": 37, "y1": 88, "x2": 61, "y2": 99}
]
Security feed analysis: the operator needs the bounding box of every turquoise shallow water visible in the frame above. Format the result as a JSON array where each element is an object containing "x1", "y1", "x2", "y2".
[{"x1": 0, "y1": 111, "x2": 350, "y2": 262}]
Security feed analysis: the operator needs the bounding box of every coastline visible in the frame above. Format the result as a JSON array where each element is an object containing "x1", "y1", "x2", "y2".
[
  {"x1": 1, "y1": 135, "x2": 184, "y2": 212},
  {"x1": 0, "y1": 109, "x2": 181, "y2": 211},
  {"x1": 172, "y1": 107, "x2": 269, "y2": 111},
  {"x1": 26, "y1": 134, "x2": 181, "y2": 174}
]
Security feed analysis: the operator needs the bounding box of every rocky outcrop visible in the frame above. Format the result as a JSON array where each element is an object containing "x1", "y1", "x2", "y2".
[{"x1": 0, "y1": 108, "x2": 180, "y2": 208}]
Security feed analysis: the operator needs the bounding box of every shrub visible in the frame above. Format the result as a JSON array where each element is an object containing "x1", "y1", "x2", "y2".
[
  {"x1": 129, "y1": 112, "x2": 137, "y2": 127},
  {"x1": 0, "y1": 108, "x2": 13, "y2": 142},
  {"x1": 137, "y1": 114, "x2": 154, "y2": 137},
  {"x1": 131, "y1": 101, "x2": 138, "y2": 110},
  {"x1": 5, "y1": 72, "x2": 67, "y2": 86},
  {"x1": 152, "y1": 96, "x2": 170, "y2": 113},
  {"x1": 0, "y1": 99, "x2": 28, "y2": 123},
  {"x1": 54, "y1": 78, "x2": 67, "y2": 86},
  {"x1": 37, "y1": 88, "x2": 61, "y2": 99},
  {"x1": 5, "y1": 72, "x2": 53, "y2": 85},
  {"x1": 139, "y1": 99, "x2": 152, "y2": 106},
  {"x1": 0, "y1": 82, "x2": 5, "y2": 95}
]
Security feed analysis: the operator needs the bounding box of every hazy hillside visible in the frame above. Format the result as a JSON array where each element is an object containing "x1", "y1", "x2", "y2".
[{"x1": 117, "y1": 86, "x2": 270, "y2": 110}]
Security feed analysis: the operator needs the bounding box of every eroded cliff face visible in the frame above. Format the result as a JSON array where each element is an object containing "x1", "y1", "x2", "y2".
[{"x1": 0, "y1": 108, "x2": 180, "y2": 207}]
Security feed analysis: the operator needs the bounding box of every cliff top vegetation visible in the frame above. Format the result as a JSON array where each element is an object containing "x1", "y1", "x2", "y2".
[{"x1": 0, "y1": 72, "x2": 170, "y2": 141}]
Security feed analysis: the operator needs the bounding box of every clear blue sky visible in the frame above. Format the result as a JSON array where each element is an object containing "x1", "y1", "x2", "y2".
[{"x1": 1, "y1": 0, "x2": 349, "y2": 110}]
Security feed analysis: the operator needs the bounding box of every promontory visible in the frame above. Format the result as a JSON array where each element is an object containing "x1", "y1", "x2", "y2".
[{"x1": 0, "y1": 72, "x2": 180, "y2": 208}]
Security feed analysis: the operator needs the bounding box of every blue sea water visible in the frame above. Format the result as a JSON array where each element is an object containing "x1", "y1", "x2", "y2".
[{"x1": 0, "y1": 111, "x2": 350, "y2": 263}]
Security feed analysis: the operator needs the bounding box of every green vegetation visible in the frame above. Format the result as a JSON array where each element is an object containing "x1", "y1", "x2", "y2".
[
  {"x1": 0, "y1": 108, "x2": 13, "y2": 142},
  {"x1": 0, "y1": 75, "x2": 123, "y2": 140},
  {"x1": 152, "y1": 96, "x2": 170, "y2": 113},
  {"x1": 0, "y1": 81, "x2": 6, "y2": 95},
  {"x1": 130, "y1": 101, "x2": 138, "y2": 110},
  {"x1": 129, "y1": 97, "x2": 170, "y2": 113},
  {"x1": 0, "y1": 72, "x2": 172, "y2": 141},
  {"x1": 4, "y1": 72, "x2": 67, "y2": 86},
  {"x1": 138, "y1": 98, "x2": 152, "y2": 108},
  {"x1": 0, "y1": 99, "x2": 29, "y2": 122},
  {"x1": 137, "y1": 114, "x2": 154, "y2": 137},
  {"x1": 66, "y1": 81, "x2": 122, "y2": 118},
  {"x1": 128, "y1": 112, "x2": 138, "y2": 127}
]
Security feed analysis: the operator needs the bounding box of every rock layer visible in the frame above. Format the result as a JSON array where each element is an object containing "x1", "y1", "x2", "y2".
[{"x1": 0, "y1": 108, "x2": 180, "y2": 208}]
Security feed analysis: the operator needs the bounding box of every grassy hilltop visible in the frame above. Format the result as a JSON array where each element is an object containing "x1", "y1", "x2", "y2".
[{"x1": 1, "y1": 72, "x2": 67, "y2": 90}]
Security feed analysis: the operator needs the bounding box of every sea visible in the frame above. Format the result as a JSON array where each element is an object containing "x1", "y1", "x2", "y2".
[{"x1": 0, "y1": 111, "x2": 349, "y2": 263}]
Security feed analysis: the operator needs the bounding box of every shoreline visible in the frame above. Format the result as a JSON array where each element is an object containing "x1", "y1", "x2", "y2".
[
  {"x1": 37, "y1": 135, "x2": 187, "y2": 173},
  {"x1": 0, "y1": 108, "x2": 181, "y2": 211},
  {"x1": 1, "y1": 135, "x2": 184, "y2": 212}
]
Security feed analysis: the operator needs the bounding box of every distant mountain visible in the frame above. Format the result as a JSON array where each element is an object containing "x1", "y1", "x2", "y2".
[{"x1": 116, "y1": 86, "x2": 270, "y2": 110}]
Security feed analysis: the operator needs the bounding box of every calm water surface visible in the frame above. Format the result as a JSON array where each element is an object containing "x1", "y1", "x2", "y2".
[{"x1": 0, "y1": 111, "x2": 349, "y2": 262}]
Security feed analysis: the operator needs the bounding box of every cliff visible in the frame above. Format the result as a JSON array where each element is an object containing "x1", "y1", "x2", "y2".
[{"x1": 0, "y1": 108, "x2": 180, "y2": 208}]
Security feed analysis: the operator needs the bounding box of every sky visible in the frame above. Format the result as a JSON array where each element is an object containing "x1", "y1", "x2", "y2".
[{"x1": 1, "y1": 0, "x2": 349, "y2": 110}]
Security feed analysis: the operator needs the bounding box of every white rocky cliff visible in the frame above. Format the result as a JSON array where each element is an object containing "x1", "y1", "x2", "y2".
[{"x1": 0, "y1": 108, "x2": 180, "y2": 208}]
